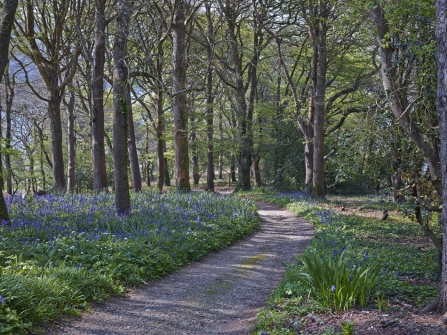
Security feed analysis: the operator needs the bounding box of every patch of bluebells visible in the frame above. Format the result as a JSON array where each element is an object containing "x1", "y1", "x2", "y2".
[
  {"x1": 0, "y1": 191, "x2": 259, "y2": 275},
  {"x1": 307, "y1": 207, "x2": 375, "y2": 270},
  {"x1": 278, "y1": 190, "x2": 310, "y2": 203}
]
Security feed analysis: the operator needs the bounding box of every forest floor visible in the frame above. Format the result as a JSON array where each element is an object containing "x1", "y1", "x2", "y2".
[
  {"x1": 41, "y1": 187, "x2": 447, "y2": 335},
  {"x1": 42, "y1": 196, "x2": 314, "y2": 334}
]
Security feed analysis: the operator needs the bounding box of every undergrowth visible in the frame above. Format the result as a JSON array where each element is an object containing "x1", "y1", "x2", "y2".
[
  {"x1": 245, "y1": 189, "x2": 439, "y2": 335},
  {"x1": 0, "y1": 190, "x2": 259, "y2": 334}
]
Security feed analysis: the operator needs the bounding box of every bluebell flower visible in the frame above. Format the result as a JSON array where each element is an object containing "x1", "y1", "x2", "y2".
[
  {"x1": 331, "y1": 285, "x2": 336, "y2": 292},
  {"x1": 0, "y1": 296, "x2": 6, "y2": 304}
]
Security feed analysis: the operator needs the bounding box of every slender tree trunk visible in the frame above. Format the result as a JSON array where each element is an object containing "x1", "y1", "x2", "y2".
[
  {"x1": 67, "y1": 89, "x2": 76, "y2": 193},
  {"x1": 391, "y1": 132, "x2": 403, "y2": 202},
  {"x1": 305, "y1": 49, "x2": 317, "y2": 192},
  {"x1": 205, "y1": 46, "x2": 214, "y2": 191},
  {"x1": 218, "y1": 114, "x2": 223, "y2": 180},
  {"x1": 190, "y1": 118, "x2": 200, "y2": 185},
  {"x1": 127, "y1": 87, "x2": 142, "y2": 192},
  {"x1": 4, "y1": 66, "x2": 13, "y2": 195},
  {"x1": 40, "y1": 145, "x2": 46, "y2": 192},
  {"x1": 435, "y1": 0, "x2": 447, "y2": 317},
  {"x1": 172, "y1": 0, "x2": 190, "y2": 191},
  {"x1": 230, "y1": 157, "x2": 236, "y2": 182},
  {"x1": 28, "y1": 148, "x2": 36, "y2": 193},
  {"x1": 311, "y1": 19, "x2": 328, "y2": 198},
  {"x1": 112, "y1": 0, "x2": 133, "y2": 215},
  {"x1": 163, "y1": 157, "x2": 170, "y2": 187},
  {"x1": 253, "y1": 154, "x2": 261, "y2": 186},
  {"x1": 156, "y1": 83, "x2": 165, "y2": 192},
  {"x1": 91, "y1": 0, "x2": 108, "y2": 192}
]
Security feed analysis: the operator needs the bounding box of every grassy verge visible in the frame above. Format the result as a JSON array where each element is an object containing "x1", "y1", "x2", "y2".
[
  {"x1": 0, "y1": 190, "x2": 259, "y2": 334},
  {"x1": 244, "y1": 190, "x2": 439, "y2": 335}
]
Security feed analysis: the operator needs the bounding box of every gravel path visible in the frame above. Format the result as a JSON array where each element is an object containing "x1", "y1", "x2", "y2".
[{"x1": 46, "y1": 201, "x2": 314, "y2": 335}]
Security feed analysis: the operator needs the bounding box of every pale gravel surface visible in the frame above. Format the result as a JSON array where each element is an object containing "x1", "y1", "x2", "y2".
[{"x1": 44, "y1": 201, "x2": 314, "y2": 335}]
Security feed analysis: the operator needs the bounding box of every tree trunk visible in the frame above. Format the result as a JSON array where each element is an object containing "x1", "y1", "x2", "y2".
[
  {"x1": 127, "y1": 87, "x2": 142, "y2": 192},
  {"x1": 0, "y1": 0, "x2": 17, "y2": 221},
  {"x1": 311, "y1": 10, "x2": 328, "y2": 198},
  {"x1": 172, "y1": 0, "x2": 190, "y2": 191},
  {"x1": 91, "y1": 0, "x2": 108, "y2": 192},
  {"x1": 163, "y1": 157, "x2": 170, "y2": 186},
  {"x1": 66, "y1": 89, "x2": 76, "y2": 193},
  {"x1": 435, "y1": 0, "x2": 447, "y2": 316},
  {"x1": 40, "y1": 146, "x2": 46, "y2": 192},
  {"x1": 4, "y1": 66, "x2": 13, "y2": 195},
  {"x1": 112, "y1": 0, "x2": 133, "y2": 215},
  {"x1": 48, "y1": 88, "x2": 66, "y2": 192},
  {"x1": 191, "y1": 122, "x2": 200, "y2": 185},
  {"x1": 205, "y1": 6, "x2": 215, "y2": 191},
  {"x1": 253, "y1": 154, "x2": 261, "y2": 186},
  {"x1": 230, "y1": 158, "x2": 236, "y2": 182},
  {"x1": 391, "y1": 132, "x2": 403, "y2": 202},
  {"x1": 0, "y1": 0, "x2": 18, "y2": 81},
  {"x1": 305, "y1": 48, "x2": 317, "y2": 193},
  {"x1": 156, "y1": 83, "x2": 165, "y2": 192},
  {"x1": 218, "y1": 114, "x2": 223, "y2": 180}
]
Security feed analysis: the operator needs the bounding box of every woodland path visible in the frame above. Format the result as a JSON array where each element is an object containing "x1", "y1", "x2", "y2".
[{"x1": 45, "y1": 201, "x2": 314, "y2": 335}]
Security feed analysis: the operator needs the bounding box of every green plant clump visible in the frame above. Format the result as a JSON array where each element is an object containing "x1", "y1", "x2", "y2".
[{"x1": 297, "y1": 250, "x2": 379, "y2": 311}]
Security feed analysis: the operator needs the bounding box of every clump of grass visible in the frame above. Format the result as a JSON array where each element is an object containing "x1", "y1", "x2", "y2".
[
  {"x1": 296, "y1": 249, "x2": 379, "y2": 311},
  {"x1": 0, "y1": 190, "x2": 259, "y2": 334}
]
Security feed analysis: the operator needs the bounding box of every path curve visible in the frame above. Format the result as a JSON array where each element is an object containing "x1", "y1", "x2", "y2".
[{"x1": 47, "y1": 201, "x2": 314, "y2": 335}]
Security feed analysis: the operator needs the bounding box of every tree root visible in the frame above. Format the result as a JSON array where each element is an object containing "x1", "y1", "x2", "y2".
[{"x1": 419, "y1": 296, "x2": 439, "y2": 314}]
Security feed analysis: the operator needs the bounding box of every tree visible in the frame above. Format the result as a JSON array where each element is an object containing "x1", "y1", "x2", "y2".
[
  {"x1": 172, "y1": 0, "x2": 191, "y2": 191},
  {"x1": 91, "y1": 0, "x2": 108, "y2": 192},
  {"x1": 113, "y1": 0, "x2": 133, "y2": 214},
  {"x1": 66, "y1": 86, "x2": 76, "y2": 193},
  {"x1": 0, "y1": 0, "x2": 18, "y2": 221},
  {"x1": 435, "y1": 0, "x2": 447, "y2": 318},
  {"x1": 14, "y1": 0, "x2": 82, "y2": 192},
  {"x1": 214, "y1": 0, "x2": 265, "y2": 191}
]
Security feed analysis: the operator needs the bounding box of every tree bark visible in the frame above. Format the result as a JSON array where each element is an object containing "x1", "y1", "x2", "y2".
[
  {"x1": 435, "y1": 0, "x2": 447, "y2": 316},
  {"x1": 4, "y1": 66, "x2": 13, "y2": 195},
  {"x1": 191, "y1": 117, "x2": 200, "y2": 185},
  {"x1": 156, "y1": 82, "x2": 165, "y2": 192},
  {"x1": 310, "y1": 4, "x2": 329, "y2": 198},
  {"x1": 172, "y1": 0, "x2": 191, "y2": 191},
  {"x1": 66, "y1": 88, "x2": 76, "y2": 193},
  {"x1": 0, "y1": 0, "x2": 18, "y2": 82},
  {"x1": 48, "y1": 87, "x2": 66, "y2": 192},
  {"x1": 112, "y1": 0, "x2": 133, "y2": 215},
  {"x1": 253, "y1": 154, "x2": 261, "y2": 186},
  {"x1": 91, "y1": 0, "x2": 108, "y2": 192},
  {"x1": 127, "y1": 87, "x2": 142, "y2": 192},
  {"x1": 205, "y1": 3, "x2": 215, "y2": 192},
  {"x1": 0, "y1": 0, "x2": 17, "y2": 221}
]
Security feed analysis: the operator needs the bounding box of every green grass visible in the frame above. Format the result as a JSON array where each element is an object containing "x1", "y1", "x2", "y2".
[
  {"x1": 0, "y1": 190, "x2": 260, "y2": 334},
  {"x1": 244, "y1": 190, "x2": 439, "y2": 335}
]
